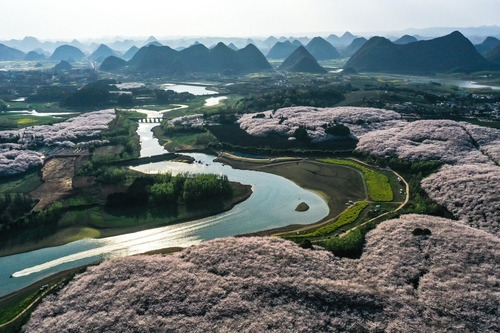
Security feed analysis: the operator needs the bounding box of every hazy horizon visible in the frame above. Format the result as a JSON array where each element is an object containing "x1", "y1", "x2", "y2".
[{"x1": 1, "y1": 0, "x2": 499, "y2": 40}]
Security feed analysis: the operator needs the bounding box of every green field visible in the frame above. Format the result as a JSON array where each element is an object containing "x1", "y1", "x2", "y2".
[
  {"x1": 291, "y1": 201, "x2": 369, "y2": 239},
  {"x1": 318, "y1": 158, "x2": 394, "y2": 201},
  {"x1": 0, "y1": 113, "x2": 71, "y2": 129}
]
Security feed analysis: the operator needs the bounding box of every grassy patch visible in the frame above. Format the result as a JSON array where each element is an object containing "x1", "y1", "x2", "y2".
[
  {"x1": 0, "y1": 265, "x2": 85, "y2": 331},
  {"x1": 0, "y1": 291, "x2": 39, "y2": 325},
  {"x1": 59, "y1": 210, "x2": 89, "y2": 226},
  {"x1": 152, "y1": 126, "x2": 218, "y2": 151},
  {"x1": 0, "y1": 114, "x2": 69, "y2": 129},
  {"x1": 64, "y1": 227, "x2": 101, "y2": 243},
  {"x1": 291, "y1": 202, "x2": 368, "y2": 239},
  {"x1": 318, "y1": 158, "x2": 393, "y2": 201},
  {"x1": 17, "y1": 118, "x2": 38, "y2": 125},
  {"x1": 321, "y1": 227, "x2": 364, "y2": 258},
  {"x1": 61, "y1": 195, "x2": 94, "y2": 208}
]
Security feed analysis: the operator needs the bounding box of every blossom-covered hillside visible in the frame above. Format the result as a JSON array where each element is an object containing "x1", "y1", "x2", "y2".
[
  {"x1": 461, "y1": 122, "x2": 500, "y2": 164},
  {"x1": 356, "y1": 118, "x2": 500, "y2": 166},
  {"x1": 238, "y1": 106, "x2": 500, "y2": 235},
  {"x1": 25, "y1": 215, "x2": 500, "y2": 332},
  {"x1": 17, "y1": 109, "x2": 116, "y2": 146},
  {"x1": 0, "y1": 109, "x2": 115, "y2": 177},
  {"x1": 356, "y1": 119, "x2": 492, "y2": 164},
  {"x1": 421, "y1": 164, "x2": 500, "y2": 235},
  {"x1": 237, "y1": 106, "x2": 500, "y2": 166},
  {"x1": 237, "y1": 106, "x2": 405, "y2": 142},
  {"x1": 352, "y1": 113, "x2": 500, "y2": 235},
  {"x1": 0, "y1": 149, "x2": 44, "y2": 177}
]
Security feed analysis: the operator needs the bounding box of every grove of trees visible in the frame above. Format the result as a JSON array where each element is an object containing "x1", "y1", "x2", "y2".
[
  {"x1": 107, "y1": 172, "x2": 232, "y2": 208},
  {"x1": 233, "y1": 86, "x2": 345, "y2": 113}
]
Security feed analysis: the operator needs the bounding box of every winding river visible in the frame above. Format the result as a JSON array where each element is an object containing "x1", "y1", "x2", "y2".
[{"x1": 0, "y1": 108, "x2": 329, "y2": 298}]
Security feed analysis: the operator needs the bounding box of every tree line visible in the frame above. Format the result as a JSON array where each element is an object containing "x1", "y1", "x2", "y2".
[
  {"x1": 107, "y1": 172, "x2": 232, "y2": 208},
  {"x1": 231, "y1": 86, "x2": 345, "y2": 113},
  {"x1": 59, "y1": 79, "x2": 196, "y2": 108},
  {"x1": 0, "y1": 194, "x2": 62, "y2": 236}
]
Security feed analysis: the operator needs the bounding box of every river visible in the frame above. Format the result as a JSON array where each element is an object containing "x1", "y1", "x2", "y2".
[{"x1": 0, "y1": 107, "x2": 329, "y2": 298}]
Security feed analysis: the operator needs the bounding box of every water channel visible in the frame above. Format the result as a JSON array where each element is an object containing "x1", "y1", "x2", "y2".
[{"x1": 0, "y1": 105, "x2": 329, "y2": 298}]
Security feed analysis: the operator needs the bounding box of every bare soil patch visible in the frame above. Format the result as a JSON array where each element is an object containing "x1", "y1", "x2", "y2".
[{"x1": 30, "y1": 157, "x2": 76, "y2": 211}]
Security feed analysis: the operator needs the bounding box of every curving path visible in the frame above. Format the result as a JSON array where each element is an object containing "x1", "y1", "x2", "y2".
[{"x1": 340, "y1": 167, "x2": 410, "y2": 238}]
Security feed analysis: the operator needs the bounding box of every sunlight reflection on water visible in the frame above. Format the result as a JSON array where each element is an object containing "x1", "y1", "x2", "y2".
[{"x1": 1, "y1": 107, "x2": 328, "y2": 297}]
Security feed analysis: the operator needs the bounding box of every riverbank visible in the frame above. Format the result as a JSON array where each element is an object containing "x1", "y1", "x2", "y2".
[
  {"x1": 0, "y1": 265, "x2": 88, "y2": 331},
  {"x1": 0, "y1": 182, "x2": 252, "y2": 258},
  {"x1": 214, "y1": 152, "x2": 367, "y2": 236},
  {"x1": 0, "y1": 153, "x2": 361, "y2": 326},
  {"x1": 0, "y1": 244, "x2": 187, "y2": 331}
]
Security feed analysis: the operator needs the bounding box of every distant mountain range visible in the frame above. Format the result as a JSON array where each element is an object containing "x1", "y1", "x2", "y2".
[
  {"x1": 103, "y1": 42, "x2": 272, "y2": 74},
  {"x1": 388, "y1": 26, "x2": 500, "y2": 44},
  {"x1": 393, "y1": 35, "x2": 418, "y2": 45},
  {"x1": 227, "y1": 43, "x2": 238, "y2": 51},
  {"x1": 475, "y1": 37, "x2": 500, "y2": 56},
  {"x1": 267, "y1": 37, "x2": 340, "y2": 61},
  {"x1": 89, "y1": 44, "x2": 119, "y2": 63},
  {"x1": 50, "y1": 45, "x2": 86, "y2": 62},
  {"x1": 0, "y1": 43, "x2": 25, "y2": 61},
  {"x1": 305, "y1": 37, "x2": 340, "y2": 60},
  {"x1": 266, "y1": 41, "x2": 299, "y2": 60},
  {"x1": 345, "y1": 31, "x2": 492, "y2": 74},
  {"x1": 122, "y1": 46, "x2": 139, "y2": 60},
  {"x1": 54, "y1": 60, "x2": 73, "y2": 71},
  {"x1": 1, "y1": 26, "x2": 499, "y2": 54},
  {"x1": 2, "y1": 30, "x2": 500, "y2": 75},
  {"x1": 341, "y1": 38, "x2": 367, "y2": 58},
  {"x1": 486, "y1": 44, "x2": 500, "y2": 64},
  {"x1": 24, "y1": 50, "x2": 46, "y2": 61},
  {"x1": 279, "y1": 46, "x2": 327, "y2": 74},
  {"x1": 100, "y1": 56, "x2": 127, "y2": 71},
  {"x1": 327, "y1": 32, "x2": 357, "y2": 47}
]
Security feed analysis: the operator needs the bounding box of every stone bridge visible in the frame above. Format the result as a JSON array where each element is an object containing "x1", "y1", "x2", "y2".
[{"x1": 137, "y1": 118, "x2": 163, "y2": 123}]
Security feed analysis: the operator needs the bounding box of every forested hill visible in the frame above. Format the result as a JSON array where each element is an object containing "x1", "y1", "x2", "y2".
[
  {"x1": 266, "y1": 40, "x2": 299, "y2": 60},
  {"x1": 344, "y1": 31, "x2": 491, "y2": 74},
  {"x1": 102, "y1": 42, "x2": 272, "y2": 74},
  {"x1": 50, "y1": 45, "x2": 85, "y2": 62},
  {"x1": 0, "y1": 43, "x2": 25, "y2": 61},
  {"x1": 487, "y1": 44, "x2": 500, "y2": 64},
  {"x1": 279, "y1": 46, "x2": 327, "y2": 73},
  {"x1": 305, "y1": 37, "x2": 340, "y2": 60},
  {"x1": 89, "y1": 44, "x2": 118, "y2": 63}
]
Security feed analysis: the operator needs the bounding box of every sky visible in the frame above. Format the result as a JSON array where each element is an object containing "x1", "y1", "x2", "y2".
[{"x1": 1, "y1": 0, "x2": 499, "y2": 40}]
